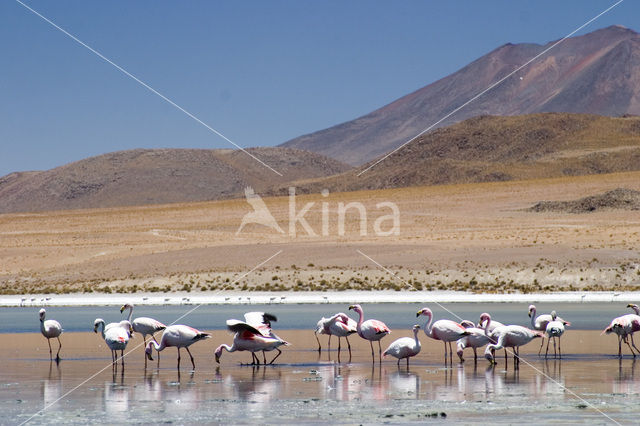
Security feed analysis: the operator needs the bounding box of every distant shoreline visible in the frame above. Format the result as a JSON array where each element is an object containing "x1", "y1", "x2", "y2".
[{"x1": 2, "y1": 290, "x2": 639, "y2": 307}]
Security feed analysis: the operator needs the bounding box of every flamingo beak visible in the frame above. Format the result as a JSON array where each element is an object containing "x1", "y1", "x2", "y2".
[
  {"x1": 120, "y1": 306, "x2": 125, "y2": 313},
  {"x1": 146, "y1": 351, "x2": 153, "y2": 361},
  {"x1": 627, "y1": 304, "x2": 633, "y2": 308},
  {"x1": 215, "y1": 353, "x2": 220, "y2": 364},
  {"x1": 416, "y1": 311, "x2": 421, "y2": 317},
  {"x1": 348, "y1": 305, "x2": 355, "y2": 311}
]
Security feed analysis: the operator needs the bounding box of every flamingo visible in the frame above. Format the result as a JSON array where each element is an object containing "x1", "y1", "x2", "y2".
[
  {"x1": 145, "y1": 325, "x2": 210, "y2": 370},
  {"x1": 94, "y1": 319, "x2": 133, "y2": 366},
  {"x1": 477, "y1": 314, "x2": 505, "y2": 333},
  {"x1": 383, "y1": 325, "x2": 421, "y2": 367},
  {"x1": 348, "y1": 304, "x2": 390, "y2": 362},
  {"x1": 484, "y1": 323, "x2": 543, "y2": 366},
  {"x1": 479, "y1": 312, "x2": 522, "y2": 366},
  {"x1": 215, "y1": 320, "x2": 289, "y2": 365},
  {"x1": 602, "y1": 312, "x2": 640, "y2": 358},
  {"x1": 314, "y1": 316, "x2": 332, "y2": 352},
  {"x1": 243, "y1": 311, "x2": 288, "y2": 364},
  {"x1": 39, "y1": 309, "x2": 63, "y2": 360},
  {"x1": 544, "y1": 311, "x2": 565, "y2": 359},
  {"x1": 528, "y1": 305, "x2": 571, "y2": 355},
  {"x1": 417, "y1": 307, "x2": 469, "y2": 364},
  {"x1": 456, "y1": 320, "x2": 491, "y2": 363},
  {"x1": 326, "y1": 313, "x2": 357, "y2": 359},
  {"x1": 120, "y1": 303, "x2": 166, "y2": 366}
]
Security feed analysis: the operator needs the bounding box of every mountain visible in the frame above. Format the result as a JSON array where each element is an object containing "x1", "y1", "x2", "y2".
[
  {"x1": 280, "y1": 25, "x2": 640, "y2": 165},
  {"x1": 268, "y1": 113, "x2": 640, "y2": 194},
  {"x1": 0, "y1": 148, "x2": 349, "y2": 213}
]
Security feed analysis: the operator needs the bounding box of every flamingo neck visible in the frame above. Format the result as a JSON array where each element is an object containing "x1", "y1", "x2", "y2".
[
  {"x1": 421, "y1": 313, "x2": 433, "y2": 337},
  {"x1": 222, "y1": 343, "x2": 235, "y2": 353},
  {"x1": 96, "y1": 321, "x2": 106, "y2": 339},
  {"x1": 483, "y1": 318, "x2": 492, "y2": 336},
  {"x1": 354, "y1": 309, "x2": 364, "y2": 330},
  {"x1": 530, "y1": 309, "x2": 536, "y2": 329},
  {"x1": 125, "y1": 306, "x2": 133, "y2": 322},
  {"x1": 413, "y1": 329, "x2": 421, "y2": 346},
  {"x1": 149, "y1": 338, "x2": 165, "y2": 352}
]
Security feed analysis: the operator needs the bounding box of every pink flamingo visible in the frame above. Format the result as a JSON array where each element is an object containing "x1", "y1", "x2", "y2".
[
  {"x1": 482, "y1": 313, "x2": 543, "y2": 366},
  {"x1": 456, "y1": 320, "x2": 491, "y2": 363},
  {"x1": 243, "y1": 311, "x2": 286, "y2": 364},
  {"x1": 383, "y1": 325, "x2": 421, "y2": 367},
  {"x1": 417, "y1": 307, "x2": 469, "y2": 364},
  {"x1": 348, "y1": 304, "x2": 391, "y2": 362},
  {"x1": 326, "y1": 313, "x2": 357, "y2": 359},
  {"x1": 39, "y1": 309, "x2": 63, "y2": 361},
  {"x1": 215, "y1": 320, "x2": 289, "y2": 365},
  {"x1": 314, "y1": 313, "x2": 357, "y2": 355},
  {"x1": 602, "y1": 311, "x2": 640, "y2": 358},
  {"x1": 145, "y1": 325, "x2": 210, "y2": 370},
  {"x1": 120, "y1": 303, "x2": 166, "y2": 367},
  {"x1": 544, "y1": 311, "x2": 565, "y2": 359},
  {"x1": 314, "y1": 316, "x2": 332, "y2": 352},
  {"x1": 477, "y1": 314, "x2": 505, "y2": 333},
  {"x1": 528, "y1": 305, "x2": 570, "y2": 355}
]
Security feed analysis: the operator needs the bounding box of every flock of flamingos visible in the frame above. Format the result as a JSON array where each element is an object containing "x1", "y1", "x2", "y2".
[{"x1": 38, "y1": 302, "x2": 640, "y2": 369}]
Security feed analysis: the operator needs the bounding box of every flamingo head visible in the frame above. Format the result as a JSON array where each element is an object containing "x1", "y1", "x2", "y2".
[
  {"x1": 416, "y1": 307, "x2": 432, "y2": 318},
  {"x1": 120, "y1": 303, "x2": 132, "y2": 313},
  {"x1": 550, "y1": 310, "x2": 557, "y2": 320},
  {"x1": 93, "y1": 318, "x2": 103, "y2": 333},
  {"x1": 121, "y1": 320, "x2": 134, "y2": 335},
  {"x1": 528, "y1": 305, "x2": 536, "y2": 318},
  {"x1": 348, "y1": 304, "x2": 362, "y2": 315},
  {"x1": 145, "y1": 341, "x2": 154, "y2": 361},
  {"x1": 412, "y1": 324, "x2": 421, "y2": 334},
  {"x1": 337, "y1": 313, "x2": 350, "y2": 324},
  {"x1": 214, "y1": 345, "x2": 223, "y2": 363},
  {"x1": 39, "y1": 309, "x2": 46, "y2": 321},
  {"x1": 460, "y1": 320, "x2": 475, "y2": 329},
  {"x1": 484, "y1": 346, "x2": 496, "y2": 363},
  {"x1": 478, "y1": 313, "x2": 491, "y2": 329},
  {"x1": 456, "y1": 343, "x2": 465, "y2": 361}
]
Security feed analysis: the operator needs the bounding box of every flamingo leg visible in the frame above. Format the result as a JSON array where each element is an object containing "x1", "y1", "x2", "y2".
[
  {"x1": 630, "y1": 334, "x2": 640, "y2": 355},
  {"x1": 186, "y1": 347, "x2": 195, "y2": 370},
  {"x1": 268, "y1": 348, "x2": 282, "y2": 365},
  {"x1": 473, "y1": 347, "x2": 477, "y2": 362},
  {"x1": 262, "y1": 351, "x2": 267, "y2": 364},
  {"x1": 442, "y1": 342, "x2": 447, "y2": 363},
  {"x1": 378, "y1": 340, "x2": 383, "y2": 363},
  {"x1": 337, "y1": 338, "x2": 341, "y2": 363},
  {"x1": 143, "y1": 335, "x2": 148, "y2": 367},
  {"x1": 315, "y1": 332, "x2": 322, "y2": 353},
  {"x1": 177, "y1": 348, "x2": 181, "y2": 369},
  {"x1": 545, "y1": 336, "x2": 551, "y2": 358},
  {"x1": 406, "y1": 357, "x2": 409, "y2": 368},
  {"x1": 624, "y1": 336, "x2": 636, "y2": 358},
  {"x1": 558, "y1": 337, "x2": 562, "y2": 359},
  {"x1": 369, "y1": 340, "x2": 375, "y2": 362},
  {"x1": 121, "y1": 350, "x2": 125, "y2": 368},
  {"x1": 328, "y1": 335, "x2": 331, "y2": 352},
  {"x1": 537, "y1": 338, "x2": 544, "y2": 356},
  {"x1": 553, "y1": 336, "x2": 557, "y2": 358},
  {"x1": 47, "y1": 339, "x2": 53, "y2": 359},
  {"x1": 56, "y1": 337, "x2": 62, "y2": 360}
]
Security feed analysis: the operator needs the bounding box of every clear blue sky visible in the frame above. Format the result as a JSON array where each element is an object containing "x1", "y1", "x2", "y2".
[{"x1": 0, "y1": 1, "x2": 636, "y2": 176}]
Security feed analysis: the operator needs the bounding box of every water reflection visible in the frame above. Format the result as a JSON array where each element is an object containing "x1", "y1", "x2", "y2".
[{"x1": 42, "y1": 360, "x2": 62, "y2": 407}]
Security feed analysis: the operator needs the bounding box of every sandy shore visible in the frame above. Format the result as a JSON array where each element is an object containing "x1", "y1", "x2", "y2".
[{"x1": 3, "y1": 290, "x2": 640, "y2": 307}]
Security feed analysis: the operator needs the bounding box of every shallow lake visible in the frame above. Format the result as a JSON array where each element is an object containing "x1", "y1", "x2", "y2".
[{"x1": 2, "y1": 303, "x2": 639, "y2": 424}]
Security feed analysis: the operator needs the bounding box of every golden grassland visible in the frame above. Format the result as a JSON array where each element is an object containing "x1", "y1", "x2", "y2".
[{"x1": 1, "y1": 171, "x2": 639, "y2": 294}]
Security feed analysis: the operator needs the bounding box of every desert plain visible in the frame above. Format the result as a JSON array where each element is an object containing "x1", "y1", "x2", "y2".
[{"x1": 1, "y1": 170, "x2": 639, "y2": 296}]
